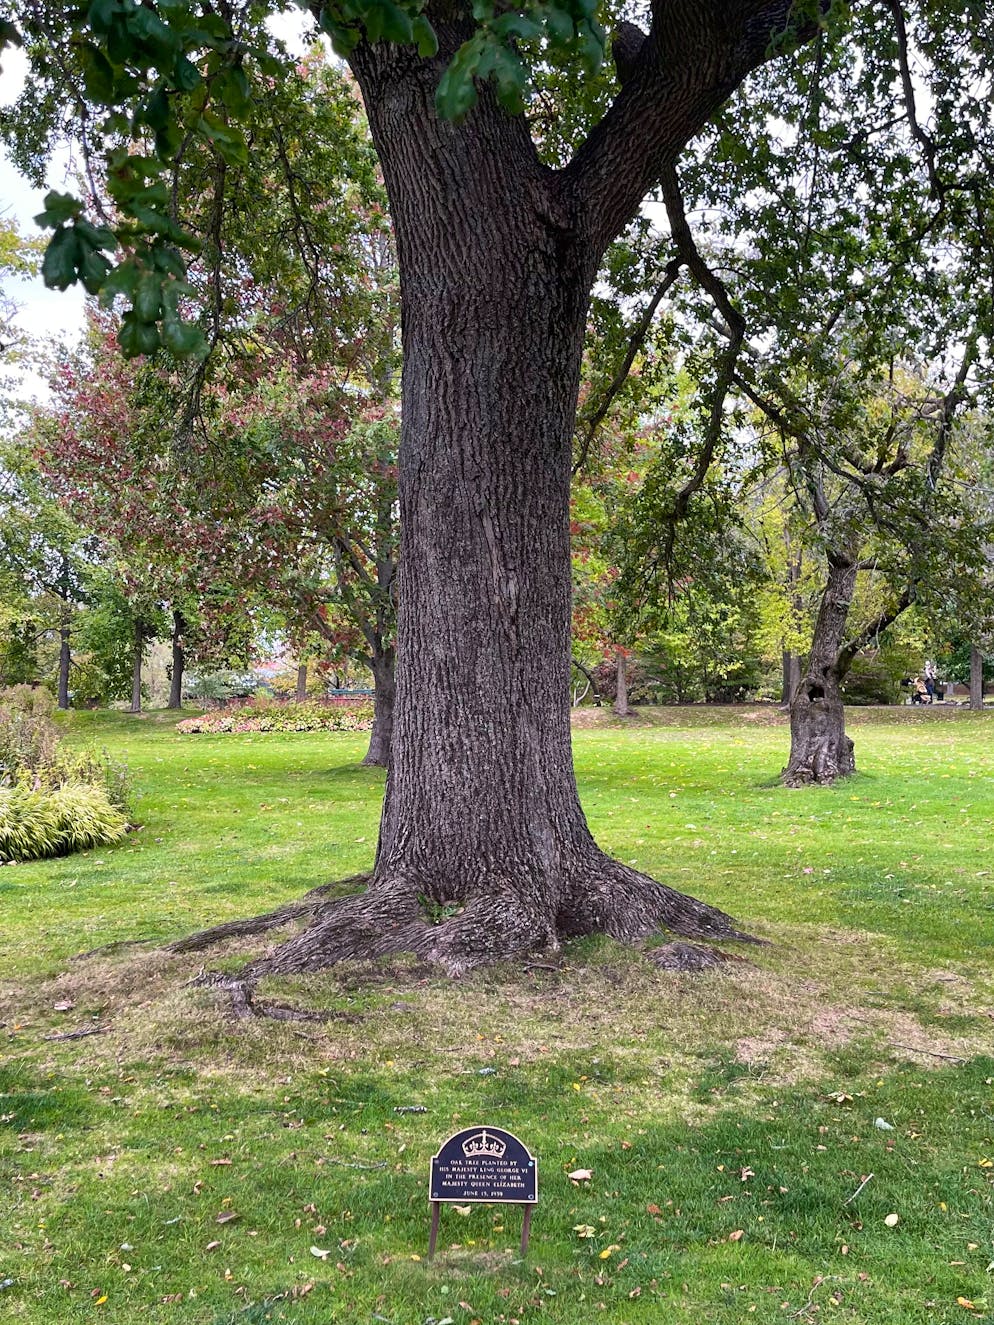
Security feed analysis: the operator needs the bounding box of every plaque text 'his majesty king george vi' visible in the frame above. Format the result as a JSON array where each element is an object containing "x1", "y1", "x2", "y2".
[{"x1": 429, "y1": 1127, "x2": 538, "y2": 1205}]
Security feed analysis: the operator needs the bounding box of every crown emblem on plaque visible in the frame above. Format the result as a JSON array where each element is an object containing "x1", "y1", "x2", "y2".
[{"x1": 462, "y1": 1129, "x2": 506, "y2": 1158}]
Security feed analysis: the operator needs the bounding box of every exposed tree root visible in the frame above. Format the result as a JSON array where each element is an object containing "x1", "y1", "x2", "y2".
[
  {"x1": 646, "y1": 942, "x2": 754, "y2": 972},
  {"x1": 165, "y1": 851, "x2": 765, "y2": 983},
  {"x1": 71, "y1": 938, "x2": 157, "y2": 962},
  {"x1": 188, "y1": 969, "x2": 362, "y2": 1023},
  {"x1": 559, "y1": 857, "x2": 766, "y2": 947},
  {"x1": 165, "y1": 877, "x2": 370, "y2": 954}
]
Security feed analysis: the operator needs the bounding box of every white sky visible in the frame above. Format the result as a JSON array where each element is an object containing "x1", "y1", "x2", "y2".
[
  {"x1": 0, "y1": 12, "x2": 312, "y2": 405},
  {"x1": 1, "y1": 47, "x2": 86, "y2": 401}
]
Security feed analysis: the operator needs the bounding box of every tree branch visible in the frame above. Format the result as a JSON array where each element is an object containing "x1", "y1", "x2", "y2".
[
  {"x1": 573, "y1": 259, "x2": 681, "y2": 475},
  {"x1": 837, "y1": 584, "x2": 916, "y2": 675},
  {"x1": 564, "y1": 0, "x2": 819, "y2": 256}
]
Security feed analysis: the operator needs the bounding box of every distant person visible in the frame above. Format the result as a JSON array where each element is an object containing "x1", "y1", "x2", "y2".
[
  {"x1": 912, "y1": 676, "x2": 929, "y2": 704},
  {"x1": 924, "y1": 659, "x2": 937, "y2": 703}
]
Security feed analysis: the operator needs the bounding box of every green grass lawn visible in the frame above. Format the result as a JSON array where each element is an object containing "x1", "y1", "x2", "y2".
[{"x1": 2, "y1": 706, "x2": 992, "y2": 1324}]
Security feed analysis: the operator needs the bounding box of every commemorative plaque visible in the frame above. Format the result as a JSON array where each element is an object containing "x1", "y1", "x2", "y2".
[{"x1": 427, "y1": 1126, "x2": 538, "y2": 1259}]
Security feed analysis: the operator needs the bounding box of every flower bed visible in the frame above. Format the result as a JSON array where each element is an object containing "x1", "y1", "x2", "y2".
[{"x1": 176, "y1": 699, "x2": 374, "y2": 734}]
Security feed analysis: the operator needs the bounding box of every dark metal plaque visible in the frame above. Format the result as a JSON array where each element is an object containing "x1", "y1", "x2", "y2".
[{"x1": 429, "y1": 1126, "x2": 538, "y2": 1204}]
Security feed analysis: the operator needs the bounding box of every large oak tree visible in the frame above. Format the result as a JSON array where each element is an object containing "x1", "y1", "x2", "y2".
[{"x1": 5, "y1": 0, "x2": 990, "y2": 974}]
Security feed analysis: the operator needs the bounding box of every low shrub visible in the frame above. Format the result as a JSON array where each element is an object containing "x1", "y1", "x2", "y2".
[
  {"x1": 0, "y1": 687, "x2": 133, "y2": 861},
  {"x1": 0, "y1": 685, "x2": 59, "y2": 781},
  {"x1": 0, "y1": 781, "x2": 129, "y2": 862},
  {"x1": 176, "y1": 698, "x2": 374, "y2": 735}
]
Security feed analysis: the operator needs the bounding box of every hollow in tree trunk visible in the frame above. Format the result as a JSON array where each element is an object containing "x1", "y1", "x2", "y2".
[
  {"x1": 167, "y1": 608, "x2": 185, "y2": 709},
  {"x1": 970, "y1": 644, "x2": 984, "y2": 711},
  {"x1": 362, "y1": 646, "x2": 395, "y2": 768},
  {"x1": 783, "y1": 557, "x2": 856, "y2": 787},
  {"x1": 130, "y1": 620, "x2": 144, "y2": 715}
]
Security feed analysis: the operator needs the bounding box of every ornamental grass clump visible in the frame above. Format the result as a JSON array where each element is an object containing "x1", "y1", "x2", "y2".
[
  {"x1": 0, "y1": 781, "x2": 128, "y2": 862},
  {"x1": 0, "y1": 686, "x2": 132, "y2": 861},
  {"x1": 177, "y1": 697, "x2": 374, "y2": 734}
]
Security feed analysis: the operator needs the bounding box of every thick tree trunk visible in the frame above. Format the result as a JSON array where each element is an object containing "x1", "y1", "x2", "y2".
[
  {"x1": 362, "y1": 647, "x2": 395, "y2": 768},
  {"x1": 130, "y1": 620, "x2": 144, "y2": 715},
  {"x1": 783, "y1": 558, "x2": 856, "y2": 786},
  {"x1": 613, "y1": 649, "x2": 630, "y2": 717},
  {"x1": 970, "y1": 644, "x2": 984, "y2": 710},
  {"x1": 57, "y1": 619, "x2": 71, "y2": 711},
  {"x1": 295, "y1": 663, "x2": 308, "y2": 703},
  {"x1": 174, "y1": 27, "x2": 786, "y2": 979},
  {"x1": 167, "y1": 609, "x2": 185, "y2": 709}
]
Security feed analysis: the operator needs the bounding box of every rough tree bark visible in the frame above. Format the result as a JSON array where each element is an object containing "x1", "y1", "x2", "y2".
[
  {"x1": 130, "y1": 619, "x2": 144, "y2": 715},
  {"x1": 57, "y1": 617, "x2": 71, "y2": 711},
  {"x1": 295, "y1": 662, "x2": 308, "y2": 703},
  {"x1": 780, "y1": 650, "x2": 800, "y2": 707},
  {"x1": 361, "y1": 645, "x2": 395, "y2": 768},
  {"x1": 613, "y1": 649, "x2": 630, "y2": 717},
  {"x1": 167, "y1": 608, "x2": 185, "y2": 709},
  {"x1": 970, "y1": 643, "x2": 984, "y2": 710},
  {"x1": 174, "y1": 2, "x2": 810, "y2": 976},
  {"x1": 783, "y1": 555, "x2": 856, "y2": 786}
]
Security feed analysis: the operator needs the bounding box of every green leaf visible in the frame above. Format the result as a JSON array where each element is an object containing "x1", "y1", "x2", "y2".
[
  {"x1": 172, "y1": 53, "x2": 201, "y2": 92},
  {"x1": 141, "y1": 85, "x2": 171, "y2": 132},
  {"x1": 134, "y1": 271, "x2": 162, "y2": 322},
  {"x1": 412, "y1": 15, "x2": 438, "y2": 57},
  {"x1": 217, "y1": 65, "x2": 250, "y2": 114},
  {"x1": 161, "y1": 314, "x2": 207, "y2": 357},
  {"x1": 543, "y1": 7, "x2": 575, "y2": 45},
  {"x1": 97, "y1": 261, "x2": 139, "y2": 307},
  {"x1": 79, "y1": 43, "x2": 117, "y2": 102},
  {"x1": 79, "y1": 247, "x2": 112, "y2": 296},
  {"x1": 41, "y1": 228, "x2": 81, "y2": 290},
  {"x1": 491, "y1": 13, "x2": 541, "y2": 42},
  {"x1": 35, "y1": 191, "x2": 81, "y2": 229},
  {"x1": 74, "y1": 219, "x2": 117, "y2": 252},
  {"x1": 118, "y1": 311, "x2": 161, "y2": 357},
  {"x1": 87, "y1": 0, "x2": 121, "y2": 36},
  {"x1": 378, "y1": 0, "x2": 414, "y2": 45},
  {"x1": 435, "y1": 38, "x2": 484, "y2": 122},
  {"x1": 197, "y1": 111, "x2": 249, "y2": 166}
]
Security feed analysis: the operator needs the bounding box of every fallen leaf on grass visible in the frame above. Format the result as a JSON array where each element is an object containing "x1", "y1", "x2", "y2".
[
  {"x1": 728, "y1": 1230, "x2": 744, "y2": 1242},
  {"x1": 957, "y1": 1299, "x2": 975, "y2": 1310},
  {"x1": 568, "y1": 1169, "x2": 592, "y2": 1182},
  {"x1": 573, "y1": 1225, "x2": 596, "y2": 1239},
  {"x1": 216, "y1": 1212, "x2": 239, "y2": 1225},
  {"x1": 599, "y1": 1244, "x2": 621, "y2": 1259},
  {"x1": 205, "y1": 1242, "x2": 221, "y2": 1253},
  {"x1": 310, "y1": 1246, "x2": 331, "y2": 1260},
  {"x1": 884, "y1": 1213, "x2": 900, "y2": 1227}
]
